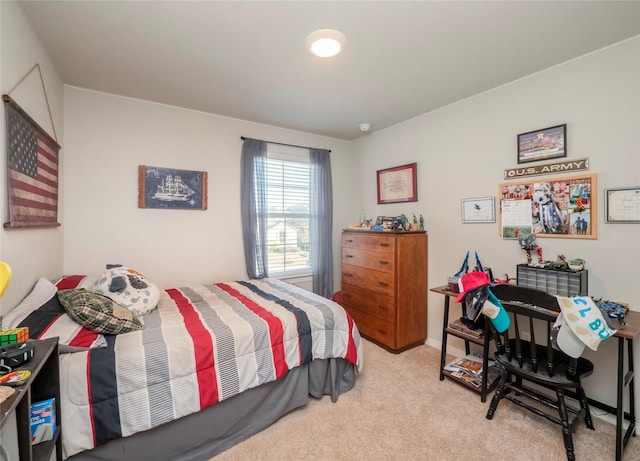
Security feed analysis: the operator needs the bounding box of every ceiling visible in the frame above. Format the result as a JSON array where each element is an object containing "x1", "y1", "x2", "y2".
[{"x1": 18, "y1": 1, "x2": 640, "y2": 141}]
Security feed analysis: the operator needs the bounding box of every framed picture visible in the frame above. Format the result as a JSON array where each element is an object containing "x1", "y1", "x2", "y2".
[
  {"x1": 138, "y1": 165, "x2": 208, "y2": 210},
  {"x1": 517, "y1": 124, "x2": 566, "y2": 164},
  {"x1": 498, "y1": 173, "x2": 596, "y2": 239},
  {"x1": 605, "y1": 187, "x2": 640, "y2": 223},
  {"x1": 461, "y1": 197, "x2": 495, "y2": 223},
  {"x1": 374, "y1": 216, "x2": 399, "y2": 230},
  {"x1": 377, "y1": 162, "x2": 417, "y2": 204},
  {"x1": 4, "y1": 95, "x2": 61, "y2": 228}
]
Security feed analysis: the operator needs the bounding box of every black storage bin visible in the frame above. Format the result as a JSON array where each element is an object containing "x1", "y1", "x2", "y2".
[{"x1": 516, "y1": 263, "x2": 588, "y2": 297}]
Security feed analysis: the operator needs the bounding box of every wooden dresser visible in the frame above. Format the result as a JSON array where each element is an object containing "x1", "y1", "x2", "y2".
[{"x1": 340, "y1": 229, "x2": 428, "y2": 353}]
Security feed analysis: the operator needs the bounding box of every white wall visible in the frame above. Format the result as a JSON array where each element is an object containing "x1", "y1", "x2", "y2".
[
  {"x1": 0, "y1": 0, "x2": 64, "y2": 314},
  {"x1": 352, "y1": 37, "x2": 640, "y2": 413},
  {"x1": 0, "y1": 2, "x2": 64, "y2": 455},
  {"x1": 62, "y1": 87, "x2": 355, "y2": 290}
]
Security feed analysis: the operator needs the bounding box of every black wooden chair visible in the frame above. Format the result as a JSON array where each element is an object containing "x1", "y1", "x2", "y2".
[{"x1": 485, "y1": 284, "x2": 594, "y2": 461}]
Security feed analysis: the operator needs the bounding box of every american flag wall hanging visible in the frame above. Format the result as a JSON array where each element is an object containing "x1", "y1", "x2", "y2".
[{"x1": 3, "y1": 95, "x2": 61, "y2": 228}]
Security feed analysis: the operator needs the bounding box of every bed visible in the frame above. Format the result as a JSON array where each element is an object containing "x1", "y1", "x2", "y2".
[{"x1": 4, "y1": 275, "x2": 363, "y2": 460}]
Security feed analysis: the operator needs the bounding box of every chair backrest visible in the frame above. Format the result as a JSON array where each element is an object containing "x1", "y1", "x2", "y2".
[{"x1": 489, "y1": 284, "x2": 577, "y2": 378}]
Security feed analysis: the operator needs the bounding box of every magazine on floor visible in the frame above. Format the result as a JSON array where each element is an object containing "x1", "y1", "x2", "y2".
[{"x1": 444, "y1": 354, "x2": 497, "y2": 388}]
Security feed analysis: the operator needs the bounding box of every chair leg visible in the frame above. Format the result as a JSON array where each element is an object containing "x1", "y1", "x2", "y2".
[
  {"x1": 577, "y1": 384, "x2": 595, "y2": 430},
  {"x1": 486, "y1": 370, "x2": 509, "y2": 420},
  {"x1": 556, "y1": 389, "x2": 576, "y2": 461}
]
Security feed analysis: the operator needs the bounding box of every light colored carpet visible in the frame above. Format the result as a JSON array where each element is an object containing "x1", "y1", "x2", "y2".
[{"x1": 213, "y1": 339, "x2": 640, "y2": 460}]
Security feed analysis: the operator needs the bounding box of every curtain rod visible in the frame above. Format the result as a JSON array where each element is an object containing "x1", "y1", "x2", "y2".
[{"x1": 240, "y1": 136, "x2": 331, "y2": 153}]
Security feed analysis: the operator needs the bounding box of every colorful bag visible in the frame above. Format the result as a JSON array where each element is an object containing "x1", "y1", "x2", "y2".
[
  {"x1": 447, "y1": 251, "x2": 469, "y2": 293},
  {"x1": 448, "y1": 251, "x2": 485, "y2": 292}
]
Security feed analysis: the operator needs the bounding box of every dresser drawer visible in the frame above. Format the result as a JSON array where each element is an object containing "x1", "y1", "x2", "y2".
[
  {"x1": 341, "y1": 233, "x2": 395, "y2": 253},
  {"x1": 342, "y1": 247, "x2": 395, "y2": 273},
  {"x1": 341, "y1": 283, "x2": 395, "y2": 322},
  {"x1": 341, "y1": 265, "x2": 395, "y2": 297},
  {"x1": 345, "y1": 307, "x2": 395, "y2": 347}
]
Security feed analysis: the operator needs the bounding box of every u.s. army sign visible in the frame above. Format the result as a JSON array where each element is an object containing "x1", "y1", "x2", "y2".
[{"x1": 504, "y1": 158, "x2": 589, "y2": 179}]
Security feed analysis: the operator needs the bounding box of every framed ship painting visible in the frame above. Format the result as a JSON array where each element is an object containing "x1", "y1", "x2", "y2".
[{"x1": 138, "y1": 165, "x2": 208, "y2": 210}]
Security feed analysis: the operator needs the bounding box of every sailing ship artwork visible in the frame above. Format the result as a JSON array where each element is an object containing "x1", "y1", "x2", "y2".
[{"x1": 138, "y1": 165, "x2": 208, "y2": 210}]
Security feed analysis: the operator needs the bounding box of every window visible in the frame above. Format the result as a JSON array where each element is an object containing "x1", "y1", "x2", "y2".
[
  {"x1": 241, "y1": 137, "x2": 332, "y2": 296},
  {"x1": 264, "y1": 150, "x2": 311, "y2": 275}
]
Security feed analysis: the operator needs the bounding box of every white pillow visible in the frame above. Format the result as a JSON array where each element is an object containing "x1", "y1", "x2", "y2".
[
  {"x1": 2, "y1": 277, "x2": 57, "y2": 328},
  {"x1": 92, "y1": 265, "x2": 160, "y2": 316}
]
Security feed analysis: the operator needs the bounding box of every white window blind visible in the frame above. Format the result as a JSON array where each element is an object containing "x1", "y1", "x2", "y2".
[{"x1": 265, "y1": 153, "x2": 311, "y2": 275}]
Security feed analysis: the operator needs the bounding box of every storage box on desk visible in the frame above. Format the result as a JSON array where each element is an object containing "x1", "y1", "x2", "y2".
[{"x1": 516, "y1": 264, "x2": 588, "y2": 297}]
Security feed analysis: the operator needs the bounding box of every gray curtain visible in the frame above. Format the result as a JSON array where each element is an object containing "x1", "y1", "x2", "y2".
[
  {"x1": 240, "y1": 138, "x2": 268, "y2": 279},
  {"x1": 310, "y1": 148, "x2": 333, "y2": 298}
]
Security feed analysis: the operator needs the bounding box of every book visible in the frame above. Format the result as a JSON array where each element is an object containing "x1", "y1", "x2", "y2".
[
  {"x1": 30, "y1": 398, "x2": 56, "y2": 445},
  {"x1": 448, "y1": 318, "x2": 483, "y2": 338}
]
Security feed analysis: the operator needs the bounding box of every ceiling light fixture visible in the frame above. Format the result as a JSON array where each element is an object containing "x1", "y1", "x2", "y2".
[
  {"x1": 305, "y1": 29, "x2": 347, "y2": 58},
  {"x1": 359, "y1": 123, "x2": 371, "y2": 132}
]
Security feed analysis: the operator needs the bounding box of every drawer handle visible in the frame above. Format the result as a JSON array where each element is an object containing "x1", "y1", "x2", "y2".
[
  {"x1": 378, "y1": 281, "x2": 388, "y2": 287},
  {"x1": 344, "y1": 294, "x2": 352, "y2": 299},
  {"x1": 379, "y1": 260, "x2": 389, "y2": 265},
  {"x1": 345, "y1": 254, "x2": 354, "y2": 258},
  {"x1": 345, "y1": 239, "x2": 353, "y2": 243},
  {"x1": 343, "y1": 273, "x2": 353, "y2": 278},
  {"x1": 379, "y1": 243, "x2": 390, "y2": 247},
  {"x1": 377, "y1": 328, "x2": 387, "y2": 335}
]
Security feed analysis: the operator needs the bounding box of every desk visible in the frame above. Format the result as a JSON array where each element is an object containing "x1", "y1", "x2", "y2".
[
  {"x1": 431, "y1": 285, "x2": 498, "y2": 402},
  {"x1": 611, "y1": 310, "x2": 638, "y2": 461},
  {"x1": 431, "y1": 285, "x2": 638, "y2": 461},
  {"x1": 0, "y1": 337, "x2": 62, "y2": 461}
]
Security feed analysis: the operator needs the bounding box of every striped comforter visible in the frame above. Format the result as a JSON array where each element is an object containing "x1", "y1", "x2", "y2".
[{"x1": 60, "y1": 279, "x2": 363, "y2": 459}]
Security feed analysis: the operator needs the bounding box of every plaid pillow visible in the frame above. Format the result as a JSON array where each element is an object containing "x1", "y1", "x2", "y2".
[{"x1": 57, "y1": 289, "x2": 143, "y2": 335}]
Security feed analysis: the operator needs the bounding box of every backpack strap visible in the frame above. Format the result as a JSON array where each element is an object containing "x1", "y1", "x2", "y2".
[{"x1": 454, "y1": 251, "x2": 470, "y2": 277}]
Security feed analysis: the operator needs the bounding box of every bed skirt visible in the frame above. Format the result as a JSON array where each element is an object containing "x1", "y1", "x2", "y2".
[{"x1": 67, "y1": 357, "x2": 356, "y2": 461}]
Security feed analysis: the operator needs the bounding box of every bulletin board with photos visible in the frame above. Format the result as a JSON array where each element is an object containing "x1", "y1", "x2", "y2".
[{"x1": 498, "y1": 173, "x2": 597, "y2": 239}]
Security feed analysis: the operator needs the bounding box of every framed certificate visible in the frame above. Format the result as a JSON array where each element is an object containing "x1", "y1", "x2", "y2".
[
  {"x1": 605, "y1": 187, "x2": 640, "y2": 223},
  {"x1": 461, "y1": 197, "x2": 495, "y2": 223}
]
